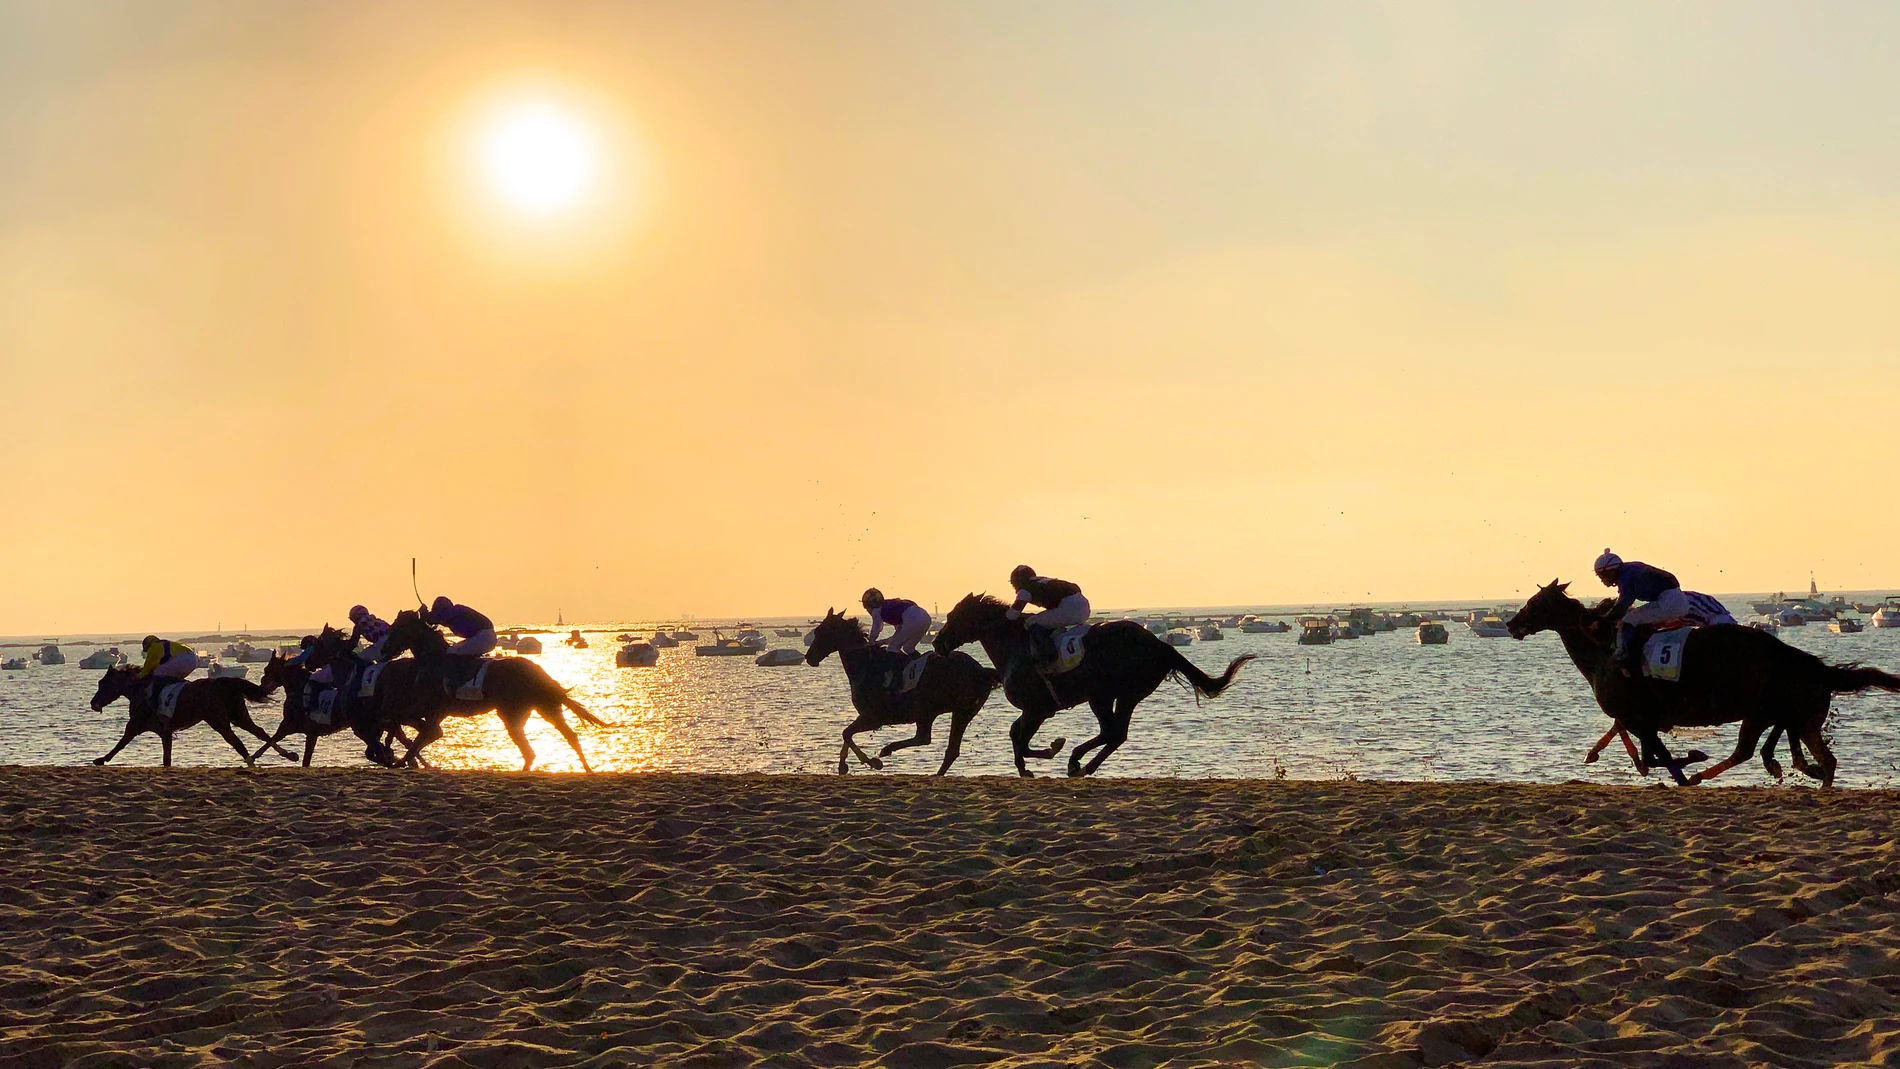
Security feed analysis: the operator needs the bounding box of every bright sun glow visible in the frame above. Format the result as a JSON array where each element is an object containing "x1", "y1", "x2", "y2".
[{"x1": 477, "y1": 100, "x2": 598, "y2": 216}]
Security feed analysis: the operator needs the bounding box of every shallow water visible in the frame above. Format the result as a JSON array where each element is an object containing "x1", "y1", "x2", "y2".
[{"x1": 6, "y1": 601, "x2": 1900, "y2": 786}]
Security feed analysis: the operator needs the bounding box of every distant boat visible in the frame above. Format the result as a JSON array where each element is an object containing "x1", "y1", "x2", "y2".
[
  {"x1": 650, "y1": 632, "x2": 679, "y2": 648},
  {"x1": 1417, "y1": 622, "x2": 1449, "y2": 645},
  {"x1": 616, "y1": 642, "x2": 659, "y2": 667},
  {"x1": 78, "y1": 648, "x2": 125, "y2": 669},
  {"x1": 695, "y1": 635, "x2": 756, "y2": 657},
  {"x1": 755, "y1": 648, "x2": 803, "y2": 666},
  {"x1": 1240, "y1": 616, "x2": 1289, "y2": 634},
  {"x1": 1467, "y1": 612, "x2": 1511, "y2": 638},
  {"x1": 1748, "y1": 615, "x2": 1781, "y2": 634},
  {"x1": 1830, "y1": 617, "x2": 1865, "y2": 635},
  {"x1": 1297, "y1": 619, "x2": 1335, "y2": 646},
  {"x1": 565, "y1": 629, "x2": 588, "y2": 648},
  {"x1": 1873, "y1": 598, "x2": 1900, "y2": 629},
  {"x1": 1197, "y1": 624, "x2": 1224, "y2": 641},
  {"x1": 1776, "y1": 607, "x2": 1806, "y2": 628},
  {"x1": 35, "y1": 645, "x2": 65, "y2": 665},
  {"x1": 775, "y1": 628, "x2": 802, "y2": 638},
  {"x1": 515, "y1": 636, "x2": 544, "y2": 654},
  {"x1": 207, "y1": 660, "x2": 248, "y2": 679},
  {"x1": 672, "y1": 630, "x2": 699, "y2": 642},
  {"x1": 1, "y1": 658, "x2": 27, "y2": 671},
  {"x1": 1163, "y1": 629, "x2": 1194, "y2": 647}
]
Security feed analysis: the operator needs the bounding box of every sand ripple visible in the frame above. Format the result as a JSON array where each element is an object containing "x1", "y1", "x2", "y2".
[{"x1": 2, "y1": 770, "x2": 1899, "y2": 1066}]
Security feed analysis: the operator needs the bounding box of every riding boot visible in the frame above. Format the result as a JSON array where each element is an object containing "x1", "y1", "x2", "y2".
[{"x1": 1614, "y1": 623, "x2": 1636, "y2": 676}]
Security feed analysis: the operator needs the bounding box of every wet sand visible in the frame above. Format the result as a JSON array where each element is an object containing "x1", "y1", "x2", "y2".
[{"x1": 2, "y1": 769, "x2": 1899, "y2": 1067}]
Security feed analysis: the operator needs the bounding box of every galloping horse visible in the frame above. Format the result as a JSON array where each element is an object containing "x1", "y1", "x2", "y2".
[
  {"x1": 89, "y1": 665, "x2": 294, "y2": 767},
  {"x1": 248, "y1": 637, "x2": 434, "y2": 768},
  {"x1": 377, "y1": 611, "x2": 607, "y2": 771},
  {"x1": 806, "y1": 608, "x2": 1000, "y2": 775},
  {"x1": 1508, "y1": 580, "x2": 1900, "y2": 786},
  {"x1": 933, "y1": 594, "x2": 1254, "y2": 777}
]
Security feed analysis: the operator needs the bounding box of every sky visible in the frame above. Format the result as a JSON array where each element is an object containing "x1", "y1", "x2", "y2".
[{"x1": 4, "y1": 1, "x2": 1899, "y2": 633}]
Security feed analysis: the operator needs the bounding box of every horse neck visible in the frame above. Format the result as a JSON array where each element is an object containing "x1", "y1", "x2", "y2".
[
  {"x1": 972, "y1": 624, "x2": 1019, "y2": 673},
  {"x1": 1552, "y1": 613, "x2": 1608, "y2": 679}
]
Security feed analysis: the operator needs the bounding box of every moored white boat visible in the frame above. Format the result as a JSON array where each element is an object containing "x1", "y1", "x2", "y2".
[
  {"x1": 1417, "y1": 622, "x2": 1449, "y2": 645},
  {"x1": 616, "y1": 642, "x2": 659, "y2": 667},
  {"x1": 1163, "y1": 629, "x2": 1194, "y2": 647},
  {"x1": 35, "y1": 645, "x2": 65, "y2": 665},
  {"x1": 1873, "y1": 598, "x2": 1900, "y2": 629},
  {"x1": 756, "y1": 648, "x2": 803, "y2": 666}
]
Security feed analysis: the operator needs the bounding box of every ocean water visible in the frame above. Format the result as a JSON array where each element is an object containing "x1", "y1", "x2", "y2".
[{"x1": 5, "y1": 600, "x2": 1900, "y2": 786}]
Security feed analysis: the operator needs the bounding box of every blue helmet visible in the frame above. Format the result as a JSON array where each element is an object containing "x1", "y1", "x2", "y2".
[{"x1": 430, "y1": 596, "x2": 455, "y2": 616}]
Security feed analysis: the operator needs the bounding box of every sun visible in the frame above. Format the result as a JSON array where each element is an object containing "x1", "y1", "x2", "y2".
[{"x1": 476, "y1": 99, "x2": 599, "y2": 217}]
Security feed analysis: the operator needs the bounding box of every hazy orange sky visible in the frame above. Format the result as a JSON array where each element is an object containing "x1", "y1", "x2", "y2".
[{"x1": 4, "y1": 2, "x2": 1899, "y2": 633}]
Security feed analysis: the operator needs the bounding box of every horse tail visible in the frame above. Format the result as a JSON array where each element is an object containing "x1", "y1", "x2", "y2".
[
  {"x1": 222, "y1": 678, "x2": 273, "y2": 703},
  {"x1": 1825, "y1": 663, "x2": 1900, "y2": 695},
  {"x1": 562, "y1": 694, "x2": 608, "y2": 728},
  {"x1": 1166, "y1": 647, "x2": 1256, "y2": 699}
]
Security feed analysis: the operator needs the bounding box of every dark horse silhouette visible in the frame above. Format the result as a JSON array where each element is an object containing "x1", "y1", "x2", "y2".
[
  {"x1": 89, "y1": 665, "x2": 295, "y2": 767},
  {"x1": 806, "y1": 608, "x2": 1001, "y2": 775},
  {"x1": 376, "y1": 611, "x2": 607, "y2": 771},
  {"x1": 1508, "y1": 580, "x2": 1900, "y2": 786},
  {"x1": 933, "y1": 593, "x2": 1254, "y2": 777},
  {"x1": 247, "y1": 638, "x2": 434, "y2": 768}
]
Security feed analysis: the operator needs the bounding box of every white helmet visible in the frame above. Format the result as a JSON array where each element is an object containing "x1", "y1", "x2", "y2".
[{"x1": 1593, "y1": 548, "x2": 1623, "y2": 574}]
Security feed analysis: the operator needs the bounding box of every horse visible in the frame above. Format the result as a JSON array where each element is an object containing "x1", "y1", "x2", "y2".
[
  {"x1": 1507, "y1": 579, "x2": 1900, "y2": 786},
  {"x1": 377, "y1": 610, "x2": 607, "y2": 771},
  {"x1": 805, "y1": 608, "x2": 1000, "y2": 775},
  {"x1": 248, "y1": 641, "x2": 435, "y2": 768},
  {"x1": 932, "y1": 593, "x2": 1255, "y2": 777},
  {"x1": 88, "y1": 665, "x2": 296, "y2": 768}
]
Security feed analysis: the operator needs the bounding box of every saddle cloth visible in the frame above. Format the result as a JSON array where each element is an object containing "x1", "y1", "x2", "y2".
[
  {"x1": 309, "y1": 688, "x2": 338, "y2": 726},
  {"x1": 450, "y1": 660, "x2": 493, "y2": 702},
  {"x1": 1678, "y1": 591, "x2": 1737, "y2": 627},
  {"x1": 1045, "y1": 625, "x2": 1090, "y2": 676},
  {"x1": 1642, "y1": 627, "x2": 1693, "y2": 683},
  {"x1": 154, "y1": 681, "x2": 186, "y2": 720},
  {"x1": 898, "y1": 651, "x2": 934, "y2": 693},
  {"x1": 357, "y1": 662, "x2": 384, "y2": 698}
]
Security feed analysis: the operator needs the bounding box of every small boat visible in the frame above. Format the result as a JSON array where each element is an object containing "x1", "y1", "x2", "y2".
[
  {"x1": 1416, "y1": 622, "x2": 1449, "y2": 645},
  {"x1": 671, "y1": 630, "x2": 699, "y2": 642},
  {"x1": 206, "y1": 660, "x2": 248, "y2": 679},
  {"x1": 1467, "y1": 613, "x2": 1511, "y2": 638},
  {"x1": 1197, "y1": 624, "x2": 1224, "y2": 641},
  {"x1": 35, "y1": 645, "x2": 65, "y2": 665},
  {"x1": 565, "y1": 629, "x2": 588, "y2": 648},
  {"x1": 219, "y1": 643, "x2": 243, "y2": 658},
  {"x1": 1750, "y1": 594, "x2": 1784, "y2": 616},
  {"x1": 1389, "y1": 611, "x2": 1422, "y2": 628},
  {"x1": 755, "y1": 648, "x2": 803, "y2": 666},
  {"x1": 78, "y1": 648, "x2": 125, "y2": 669},
  {"x1": 1749, "y1": 615, "x2": 1780, "y2": 633},
  {"x1": 616, "y1": 642, "x2": 659, "y2": 667},
  {"x1": 1873, "y1": 598, "x2": 1900, "y2": 629},
  {"x1": 515, "y1": 636, "x2": 544, "y2": 654},
  {"x1": 239, "y1": 646, "x2": 275, "y2": 663},
  {"x1": 1297, "y1": 619, "x2": 1335, "y2": 646},
  {"x1": 775, "y1": 628, "x2": 802, "y2": 638},
  {"x1": 615, "y1": 633, "x2": 636, "y2": 643},
  {"x1": 1163, "y1": 629, "x2": 1194, "y2": 647},
  {"x1": 1830, "y1": 617, "x2": 1865, "y2": 635},
  {"x1": 650, "y1": 632, "x2": 679, "y2": 648},
  {"x1": 1, "y1": 658, "x2": 27, "y2": 671},
  {"x1": 1241, "y1": 617, "x2": 1290, "y2": 634},
  {"x1": 695, "y1": 635, "x2": 756, "y2": 657},
  {"x1": 1776, "y1": 608, "x2": 1806, "y2": 628}
]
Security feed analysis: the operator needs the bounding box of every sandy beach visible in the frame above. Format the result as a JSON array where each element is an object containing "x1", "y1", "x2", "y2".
[{"x1": 2, "y1": 770, "x2": 1898, "y2": 1068}]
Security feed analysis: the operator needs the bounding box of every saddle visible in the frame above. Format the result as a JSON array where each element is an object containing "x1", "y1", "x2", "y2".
[
  {"x1": 1037, "y1": 625, "x2": 1090, "y2": 676},
  {"x1": 444, "y1": 659, "x2": 493, "y2": 701},
  {"x1": 850, "y1": 651, "x2": 933, "y2": 712}
]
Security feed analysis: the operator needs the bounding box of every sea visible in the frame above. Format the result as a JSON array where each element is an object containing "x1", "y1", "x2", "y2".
[{"x1": 5, "y1": 596, "x2": 1899, "y2": 787}]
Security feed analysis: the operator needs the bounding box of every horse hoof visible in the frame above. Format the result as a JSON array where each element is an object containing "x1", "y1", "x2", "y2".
[
  {"x1": 1067, "y1": 764, "x2": 1084, "y2": 778},
  {"x1": 837, "y1": 762, "x2": 848, "y2": 775},
  {"x1": 91, "y1": 758, "x2": 106, "y2": 767},
  {"x1": 1583, "y1": 752, "x2": 1599, "y2": 765},
  {"x1": 1685, "y1": 750, "x2": 1710, "y2": 765},
  {"x1": 868, "y1": 758, "x2": 885, "y2": 771},
  {"x1": 1048, "y1": 737, "x2": 1067, "y2": 756}
]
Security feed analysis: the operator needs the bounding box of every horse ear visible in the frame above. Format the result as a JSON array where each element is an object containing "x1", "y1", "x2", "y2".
[{"x1": 1556, "y1": 581, "x2": 1570, "y2": 593}]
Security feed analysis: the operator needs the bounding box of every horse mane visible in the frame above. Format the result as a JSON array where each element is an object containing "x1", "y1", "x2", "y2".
[
  {"x1": 821, "y1": 612, "x2": 867, "y2": 641},
  {"x1": 954, "y1": 592, "x2": 1008, "y2": 614}
]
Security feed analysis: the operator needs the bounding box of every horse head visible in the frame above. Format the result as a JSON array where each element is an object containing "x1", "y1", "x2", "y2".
[
  {"x1": 310, "y1": 623, "x2": 351, "y2": 666},
  {"x1": 1507, "y1": 579, "x2": 1579, "y2": 639},
  {"x1": 381, "y1": 609, "x2": 440, "y2": 661},
  {"x1": 804, "y1": 608, "x2": 864, "y2": 667},
  {"x1": 89, "y1": 664, "x2": 138, "y2": 712},
  {"x1": 932, "y1": 592, "x2": 1011, "y2": 655},
  {"x1": 259, "y1": 651, "x2": 292, "y2": 695}
]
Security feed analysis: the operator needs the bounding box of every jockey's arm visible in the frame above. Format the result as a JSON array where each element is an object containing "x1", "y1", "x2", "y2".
[
  {"x1": 866, "y1": 614, "x2": 886, "y2": 646},
  {"x1": 136, "y1": 643, "x2": 165, "y2": 678},
  {"x1": 1006, "y1": 590, "x2": 1031, "y2": 621}
]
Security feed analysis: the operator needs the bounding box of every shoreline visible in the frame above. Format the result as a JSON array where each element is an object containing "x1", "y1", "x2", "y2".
[{"x1": 4, "y1": 770, "x2": 1898, "y2": 1066}]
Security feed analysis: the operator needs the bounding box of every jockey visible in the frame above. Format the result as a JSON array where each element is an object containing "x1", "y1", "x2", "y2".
[
  {"x1": 137, "y1": 636, "x2": 199, "y2": 680},
  {"x1": 346, "y1": 604, "x2": 392, "y2": 661},
  {"x1": 862, "y1": 588, "x2": 930, "y2": 657},
  {"x1": 1007, "y1": 565, "x2": 1090, "y2": 663},
  {"x1": 424, "y1": 596, "x2": 497, "y2": 660},
  {"x1": 1594, "y1": 549, "x2": 1735, "y2": 665}
]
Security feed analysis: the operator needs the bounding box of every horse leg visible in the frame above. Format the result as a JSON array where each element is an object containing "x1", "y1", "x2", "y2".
[
  {"x1": 301, "y1": 733, "x2": 318, "y2": 767},
  {"x1": 500, "y1": 710, "x2": 537, "y2": 771},
  {"x1": 535, "y1": 706, "x2": 593, "y2": 773},
  {"x1": 1797, "y1": 722, "x2": 1837, "y2": 787},
  {"x1": 248, "y1": 718, "x2": 298, "y2": 763},
  {"x1": 840, "y1": 719, "x2": 882, "y2": 772},
  {"x1": 233, "y1": 707, "x2": 299, "y2": 763},
  {"x1": 1689, "y1": 719, "x2": 1767, "y2": 785},
  {"x1": 934, "y1": 709, "x2": 977, "y2": 777},
  {"x1": 93, "y1": 721, "x2": 145, "y2": 766},
  {"x1": 161, "y1": 730, "x2": 173, "y2": 768},
  {"x1": 391, "y1": 727, "x2": 434, "y2": 769},
  {"x1": 1638, "y1": 731, "x2": 1692, "y2": 786},
  {"x1": 207, "y1": 718, "x2": 258, "y2": 767},
  {"x1": 1068, "y1": 696, "x2": 1116, "y2": 777},
  {"x1": 878, "y1": 717, "x2": 933, "y2": 760},
  {"x1": 1760, "y1": 724, "x2": 1786, "y2": 780},
  {"x1": 1008, "y1": 712, "x2": 1055, "y2": 778},
  {"x1": 404, "y1": 719, "x2": 444, "y2": 767},
  {"x1": 1080, "y1": 698, "x2": 1138, "y2": 777}
]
